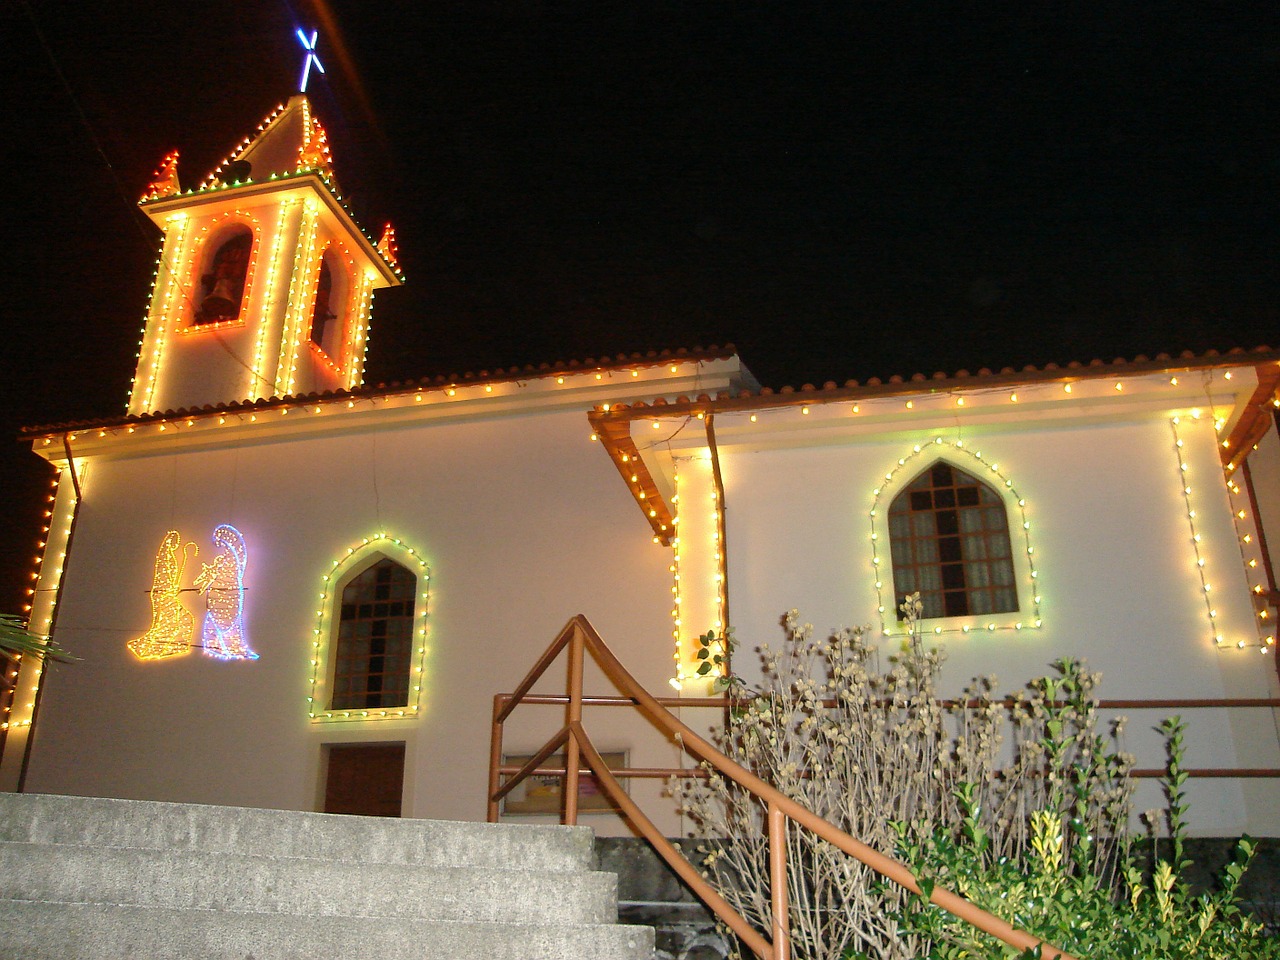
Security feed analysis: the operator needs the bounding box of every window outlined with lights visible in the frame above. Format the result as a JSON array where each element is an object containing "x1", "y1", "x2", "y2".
[
  {"x1": 869, "y1": 438, "x2": 1041, "y2": 638},
  {"x1": 306, "y1": 240, "x2": 355, "y2": 374},
  {"x1": 308, "y1": 535, "x2": 430, "y2": 723},
  {"x1": 889, "y1": 461, "x2": 1017, "y2": 619},
  {"x1": 182, "y1": 213, "x2": 262, "y2": 332}
]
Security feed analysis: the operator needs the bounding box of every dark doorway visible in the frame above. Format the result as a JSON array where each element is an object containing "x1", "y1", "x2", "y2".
[{"x1": 323, "y1": 743, "x2": 405, "y2": 817}]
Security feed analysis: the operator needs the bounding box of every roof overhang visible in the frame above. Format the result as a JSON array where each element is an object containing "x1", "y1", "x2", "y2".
[
  {"x1": 23, "y1": 349, "x2": 749, "y2": 475},
  {"x1": 592, "y1": 351, "x2": 1280, "y2": 543},
  {"x1": 140, "y1": 171, "x2": 403, "y2": 287}
]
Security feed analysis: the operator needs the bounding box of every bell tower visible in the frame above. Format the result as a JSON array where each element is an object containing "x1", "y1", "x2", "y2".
[{"x1": 128, "y1": 95, "x2": 403, "y2": 417}]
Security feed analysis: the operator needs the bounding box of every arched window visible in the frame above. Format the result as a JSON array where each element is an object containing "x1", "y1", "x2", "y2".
[
  {"x1": 307, "y1": 535, "x2": 431, "y2": 722},
  {"x1": 195, "y1": 228, "x2": 252, "y2": 325},
  {"x1": 888, "y1": 461, "x2": 1017, "y2": 619},
  {"x1": 331, "y1": 558, "x2": 416, "y2": 710},
  {"x1": 309, "y1": 248, "x2": 350, "y2": 359}
]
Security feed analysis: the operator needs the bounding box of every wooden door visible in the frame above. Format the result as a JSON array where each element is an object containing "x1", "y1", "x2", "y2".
[{"x1": 323, "y1": 743, "x2": 405, "y2": 817}]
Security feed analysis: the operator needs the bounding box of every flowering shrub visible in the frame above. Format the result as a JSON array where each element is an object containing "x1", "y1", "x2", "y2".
[{"x1": 675, "y1": 596, "x2": 1273, "y2": 959}]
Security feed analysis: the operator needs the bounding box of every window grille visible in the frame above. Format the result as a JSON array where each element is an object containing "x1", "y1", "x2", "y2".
[
  {"x1": 331, "y1": 559, "x2": 416, "y2": 709},
  {"x1": 888, "y1": 461, "x2": 1017, "y2": 619}
]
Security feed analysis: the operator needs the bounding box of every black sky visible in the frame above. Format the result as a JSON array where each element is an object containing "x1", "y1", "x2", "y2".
[{"x1": 1, "y1": 0, "x2": 1277, "y2": 609}]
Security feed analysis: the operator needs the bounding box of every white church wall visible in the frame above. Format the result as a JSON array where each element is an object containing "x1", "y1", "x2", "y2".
[
  {"x1": 22, "y1": 408, "x2": 681, "y2": 834},
  {"x1": 146, "y1": 330, "x2": 265, "y2": 414},
  {"x1": 717, "y1": 413, "x2": 1278, "y2": 836}
]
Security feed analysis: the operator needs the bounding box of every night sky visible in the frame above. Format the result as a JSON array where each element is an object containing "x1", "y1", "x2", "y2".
[{"x1": 2, "y1": 1, "x2": 1277, "y2": 610}]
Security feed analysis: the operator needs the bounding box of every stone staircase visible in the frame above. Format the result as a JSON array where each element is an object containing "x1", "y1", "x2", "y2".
[{"x1": 0, "y1": 792, "x2": 654, "y2": 960}]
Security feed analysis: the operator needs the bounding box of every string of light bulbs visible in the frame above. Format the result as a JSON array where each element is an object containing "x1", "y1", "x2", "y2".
[
  {"x1": 869, "y1": 436, "x2": 1041, "y2": 638},
  {"x1": 307, "y1": 534, "x2": 431, "y2": 722}
]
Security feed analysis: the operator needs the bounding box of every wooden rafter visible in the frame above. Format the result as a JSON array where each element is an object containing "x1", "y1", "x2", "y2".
[
  {"x1": 1221, "y1": 363, "x2": 1280, "y2": 472},
  {"x1": 588, "y1": 412, "x2": 675, "y2": 546}
]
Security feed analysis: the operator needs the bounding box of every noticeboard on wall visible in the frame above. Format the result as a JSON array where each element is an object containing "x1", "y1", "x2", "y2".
[{"x1": 501, "y1": 750, "x2": 628, "y2": 815}]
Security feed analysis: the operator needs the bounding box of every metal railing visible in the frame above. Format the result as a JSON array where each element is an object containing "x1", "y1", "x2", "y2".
[{"x1": 489, "y1": 615, "x2": 1087, "y2": 960}]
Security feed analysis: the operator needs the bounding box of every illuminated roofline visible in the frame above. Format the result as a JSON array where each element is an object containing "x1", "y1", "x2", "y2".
[
  {"x1": 23, "y1": 353, "x2": 742, "y2": 460},
  {"x1": 592, "y1": 351, "x2": 1280, "y2": 424},
  {"x1": 140, "y1": 170, "x2": 402, "y2": 287}
]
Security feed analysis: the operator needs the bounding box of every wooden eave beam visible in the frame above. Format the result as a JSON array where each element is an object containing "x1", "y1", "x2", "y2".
[
  {"x1": 588, "y1": 412, "x2": 675, "y2": 546},
  {"x1": 1222, "y1": 364, "x2": 1280, "y2": 472}
]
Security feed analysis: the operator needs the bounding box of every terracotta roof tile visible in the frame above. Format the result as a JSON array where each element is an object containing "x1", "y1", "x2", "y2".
[
  {"x1": 22, "y1": 343, "x2": 1277, "y2": 437},
  {"x1": 588, "y1": 346, "x2": 1279, "y2": 548},
  {"x1": 588, "y1": 345, "x2": 1279, "y2": 423},
  {"x1": 19, "y1": 344, "x2": 737, "y2": 437}
]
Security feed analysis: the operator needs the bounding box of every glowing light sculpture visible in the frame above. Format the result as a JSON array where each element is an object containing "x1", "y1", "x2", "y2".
[
  {"x1": 195, "y1": 524, "x2": 256, "y2": 660},
  {"x1": 127, "y1": 530, "x2": 196, "y2": 660}
]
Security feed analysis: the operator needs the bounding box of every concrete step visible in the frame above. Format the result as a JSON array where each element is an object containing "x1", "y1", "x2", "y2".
[
  {"x1": 0, "y1": 901, "x2": 655, "y2": 960},
  {"x1": 0, "y1": 792, "x2": 592, "y2": 872},
  {"x1": 0, "y1": 793, "x2": 654, "y2": 960},
  {"x1": 0, "y1": 840, "x2": 620, "y2": 924}
]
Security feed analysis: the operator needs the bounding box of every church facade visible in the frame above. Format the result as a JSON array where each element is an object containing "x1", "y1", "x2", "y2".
[{"x1": 4, "y1": 96, "x2": 1278, "y2": 838}]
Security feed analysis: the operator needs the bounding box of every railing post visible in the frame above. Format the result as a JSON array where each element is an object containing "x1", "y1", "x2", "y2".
[
  {"x1": 768, "y1": 800, "x2": 790, "y2": 960},
  {"x1": 563, "y1": 622, "x2": 585, "y2": 825},
  {"x1": 487, "y1": 694, "x2": 506, "y2": 822}
]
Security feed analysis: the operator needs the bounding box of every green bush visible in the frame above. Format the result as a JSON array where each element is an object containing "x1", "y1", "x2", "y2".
[
  {"x1": 884, "y1": 773, "x2": 1276, "y2": 957},
  {"x1": 678, "y1": 597, "x2": 1275, "y2": 960},
  {"x1": 0, "y1": 613, "x2": 75, "y2": 661}
]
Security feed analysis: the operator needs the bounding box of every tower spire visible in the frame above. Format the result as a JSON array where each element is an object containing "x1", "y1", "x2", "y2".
[{"x1": 141, "y1": 151, "x2": 181, "y2": 202}]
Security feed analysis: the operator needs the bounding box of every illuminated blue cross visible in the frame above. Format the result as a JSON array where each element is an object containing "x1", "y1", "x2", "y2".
[{"x1": 296, "y1": 28, "x2": 326, "y2": 93}]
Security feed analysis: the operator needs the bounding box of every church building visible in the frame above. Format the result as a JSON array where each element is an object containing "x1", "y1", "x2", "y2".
[{"x1": 3, "y1": 94, "x2": 1278, "y2": 839}]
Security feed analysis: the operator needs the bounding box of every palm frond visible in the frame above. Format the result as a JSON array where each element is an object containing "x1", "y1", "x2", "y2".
[{"x1": 0, "y1": 614, "x2": 78, "y2": 662}]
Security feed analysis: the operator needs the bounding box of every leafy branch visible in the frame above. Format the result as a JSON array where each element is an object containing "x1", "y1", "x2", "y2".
[{"x1": 0, "y1": 614, "x2": 77, "y2": 662}]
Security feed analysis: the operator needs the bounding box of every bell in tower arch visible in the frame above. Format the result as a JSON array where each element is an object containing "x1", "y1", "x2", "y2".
[{"x1": 196, "y1": 230, "x2": 252, "y2": 324}]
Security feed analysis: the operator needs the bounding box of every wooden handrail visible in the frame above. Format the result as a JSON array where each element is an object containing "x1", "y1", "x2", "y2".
[
  {"x1": 571, "y1": 723, "x2": 775, "y2": 960},
  {"x1": 493, "y1": 759, "x2": 1280, "y2": 782},
  {"x1": 505, "y1": 691, "x2": 1280, "y2": 711},
  {"x1": 489, "y1": 615, "x2": 1081, "y2": 960},
  {"x1": 495, "y1": 622, "x2": 575, "y2": 724},
  {"x1": 490, "y1": 725, "x2": 570, "y2": 805}
]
